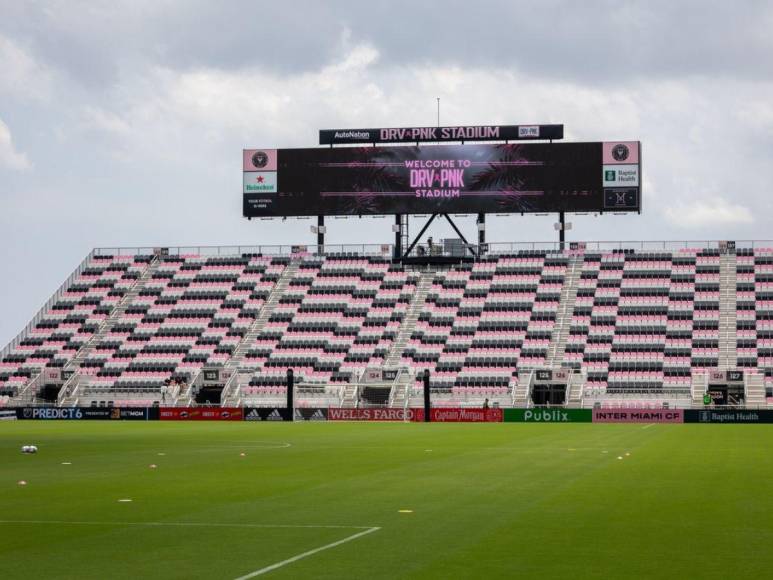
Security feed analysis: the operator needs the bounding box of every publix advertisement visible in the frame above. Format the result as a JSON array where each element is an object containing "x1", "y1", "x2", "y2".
[{"x1": 504, "y1": 409, "x2": 592, "y2": 423}]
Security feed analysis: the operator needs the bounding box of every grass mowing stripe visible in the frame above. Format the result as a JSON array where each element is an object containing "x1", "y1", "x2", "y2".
[
  {"x1": 4, "y1": 422, "x2": 773, "y2": 579},
  {"x1": 0, "y1": 520, "x2": 377, "y2": 530},
  {"x1": 232, "y1": 526, "x2": 381, "y2": 580}
]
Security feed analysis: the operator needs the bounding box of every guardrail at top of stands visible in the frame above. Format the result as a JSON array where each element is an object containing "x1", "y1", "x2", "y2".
[{"x1": 92, "y1": 239, "x2": 773, "y2": 258}]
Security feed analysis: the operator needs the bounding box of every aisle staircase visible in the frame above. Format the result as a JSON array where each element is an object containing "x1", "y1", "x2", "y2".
[
  {"x1": 51, "y1": 257, "x2": 160, "y2": 407},
  {"x1": 745, "y1": 373, "x2": 766, "y2": 407},
  {"x1": 719, "y1": 252, "x2": 738, "y2": 369},
  {"x1": 67, "y1": 256, "x2": 159, "y2": 370},
  {"x1": 340, "y1": 383, "x2": 360, "y2": 408},
  {"x1": 691, "y1": 372, "x2": 708, "y2": 405},
  {"x1": 384, "y1": 272, "x2": 434, "y2": 367},
  {"x1": 225, "y1": 260, "x2": 300, "y2": 371},
  {"x1": 566, "y1": 373, "x2": 584, "y2": 407},
  {"x1": 389, "y1": 382, "x2": 410, "y2": 409},
  {"x1": 513, "y1": 371, "x2": 533, "y2": 407},
  {"x1": 546, "y1": 257, "x2": 582, "y2": 367}
]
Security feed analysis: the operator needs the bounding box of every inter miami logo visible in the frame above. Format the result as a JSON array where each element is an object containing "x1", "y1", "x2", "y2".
[
  {"x1": 251, "y1": 151, "x2": 269, "y2": 169},
  {"x1": 611, "y1": 144, "x2": 629, "y2": 161}
]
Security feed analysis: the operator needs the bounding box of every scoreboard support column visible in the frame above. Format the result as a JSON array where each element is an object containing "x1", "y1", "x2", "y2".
[
  {"x1": 558, "y1": 212, "x2": 566, "y2": 251},
  {"x1": 477, "y1": 213, "x2": 486, "y2": 254},
  {"x1": 317, "y1": 216, "x2": 325, "y2": 255},
  {"x1": 404, "y1": 213, "x2": 438, "y2": 258},
  {"x1": 286, "y1": 368, "x2": 294, "y2": 422},
  {"x1": 394, "y1": 214, "x2": 402, "y2": 259}
]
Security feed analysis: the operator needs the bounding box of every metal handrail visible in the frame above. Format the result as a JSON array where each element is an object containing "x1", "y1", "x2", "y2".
[
  {"x1": 89, "y1": 239, "x2": 773, "y2": 259},
  {"x1": 1, "y1": 249, "x2": 95, "y2": 360}
]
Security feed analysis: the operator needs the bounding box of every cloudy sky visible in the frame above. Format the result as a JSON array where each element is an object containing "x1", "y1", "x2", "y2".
[{"x1": 1, "y1": 0, "x2": 773, "y2": 347}]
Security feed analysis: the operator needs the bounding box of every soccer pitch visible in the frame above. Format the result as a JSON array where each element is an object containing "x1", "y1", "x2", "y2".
[{"x1": 2, "y1": 422, "x2": 773, "y2": 579}]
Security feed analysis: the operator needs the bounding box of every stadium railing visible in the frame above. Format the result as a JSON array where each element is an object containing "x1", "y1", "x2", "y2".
[
  {"x1": 88, "y1": 240, "x2": 773, "y2": 260},
  {"x1": 0, "y1": 250, "x2": 95, "y2": 361}
]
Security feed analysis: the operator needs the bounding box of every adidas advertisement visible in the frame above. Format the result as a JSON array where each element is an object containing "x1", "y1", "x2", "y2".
[
  {"x1": 244, "y1": 409, "x2": 262, "y2": 422},
  {"x1": 294, "y1": 408, "x2": 328, "y2": 421},
  {"x1": 243, "y1": 407, "x2": 291, "y2": 422}
]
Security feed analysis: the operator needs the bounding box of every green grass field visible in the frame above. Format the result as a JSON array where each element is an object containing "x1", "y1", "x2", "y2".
[{"x1": 2, "y1": 421, "x2": 773, "y2": 579}]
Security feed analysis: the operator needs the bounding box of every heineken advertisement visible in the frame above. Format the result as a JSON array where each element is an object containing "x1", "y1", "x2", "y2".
[
  {"x1": 683, "y1": 409, "x2": 773, "y2": 424},
  {"x1": 504, "y1": 409, "x2": 592, "y2": 423}
]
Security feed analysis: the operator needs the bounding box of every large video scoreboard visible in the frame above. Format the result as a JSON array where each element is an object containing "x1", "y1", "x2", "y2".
[{"x1": 242, "y1": 141, "x2": 641, "y2": 218}]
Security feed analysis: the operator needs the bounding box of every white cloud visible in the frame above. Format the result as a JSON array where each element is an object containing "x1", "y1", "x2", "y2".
[
  {"x1": 78, "y1": 45, "x2": 645, "y2": 160},
  {"x1": 664, "y1": 198, "x2": 754, "y2": 228},
  {"x1": 0, "y1": 35, "x2": 53, "y2": 100},
  {"x1": 0, "y1": 118, "x2": 31, "y2": 170},
  {"x1": 47, "y1": 41, "x2": 773, "y2": 243},
  {"x1": 80, "y1": 106, "x2": 133, "y2": 137}
]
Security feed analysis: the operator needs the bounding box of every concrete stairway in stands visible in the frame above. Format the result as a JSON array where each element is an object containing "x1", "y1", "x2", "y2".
[
  {"x1": 225, "y1": 259, "x2": 300, "y2": 371},
  {"x1": 384, "y1": 271, "x2": 434, "y2": 367},
  {"x1": 66, "y1": 256, "x2": 159, "y2": 370},
  {"x1": 719, "y1": 252, "x2": 738, "y2": 370},
  {"x1": 566, "y1": 375, "x2": 584, "y2": 407},
  {"x1": 745, "y1": 373, "x2": 766, "y2": 407},
  {"x1": 513, "y1": 371, "x2": 532, "y2": 407},
  {"x1": 691, "y1": 372, "x2": 708, "y2": 405},
  {"x1": 546, "y1": 256, "x2": 582, "y2": 367},
  {"x1": 388, "y1": 371, "x2": 415, "y2": 408},
  {"x1": 340, "y1": 383, "x2": 359, "y2": 408},
  {"x1": 389, "y1": 382, "x2": 410, "y2": 409}
]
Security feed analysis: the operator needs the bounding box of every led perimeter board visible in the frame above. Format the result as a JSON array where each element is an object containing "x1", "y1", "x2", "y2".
[{"x1": 242, "y1": 141, "x2": 640, "y2": 218}]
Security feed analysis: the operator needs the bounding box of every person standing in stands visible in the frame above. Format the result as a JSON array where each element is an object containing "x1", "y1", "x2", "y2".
[{"x1": 483, "y1": 398, "x2": 489, "y2": 409}]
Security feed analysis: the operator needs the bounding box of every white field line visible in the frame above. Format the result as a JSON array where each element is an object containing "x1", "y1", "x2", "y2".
[
  {"x1": 642, "y1": 423, "x2": 656, "y2": 430},
  {"x1": 0, "y1": 520, "x2": 382, "y2": 577},
  {"x1": 233, "y1": 526, "x2": 381, "y2": 579},
  {"x1": 193, "y1": 442, "x2": 293, "y2": 450}
]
